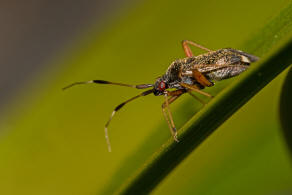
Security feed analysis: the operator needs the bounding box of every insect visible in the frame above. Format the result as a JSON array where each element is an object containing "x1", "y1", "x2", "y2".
[{"x1": 63, "y1": 40, "x2": 259, "y2": 152}]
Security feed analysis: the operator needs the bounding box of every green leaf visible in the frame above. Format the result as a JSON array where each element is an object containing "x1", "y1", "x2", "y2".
[
  {"x1": 280, "y1": 67, "x2": 292, "y2": 154},
  {"x1": 117, "y1": 3, "x2": 292, "y2": 194}
]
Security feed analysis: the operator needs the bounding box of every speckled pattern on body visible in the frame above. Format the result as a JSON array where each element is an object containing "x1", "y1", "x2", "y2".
[{"x1": 160, "y1": 48, "x2": 259, "y2": 90}]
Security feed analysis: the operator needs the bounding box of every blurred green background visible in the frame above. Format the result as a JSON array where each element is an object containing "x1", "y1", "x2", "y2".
[{"x1": 0, "y1": 0, "x2": 291, "y2": 194}]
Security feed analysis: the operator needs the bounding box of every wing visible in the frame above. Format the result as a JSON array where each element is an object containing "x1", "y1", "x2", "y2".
[
  {"x1": 190, "y1": 64, "x2": 250, "y2": 81},
  {"x1": 182, "y1": 48, "x2": 259, "y2": 81},
  {"x1": 193, "y1": 64, "x2": 249, "y2": 73},
  {"x1": 227, "y1": 49, "x2": 259, "y2": 62}
]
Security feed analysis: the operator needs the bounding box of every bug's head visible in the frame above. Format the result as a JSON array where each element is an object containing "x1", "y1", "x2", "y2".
[{"x1": 153, "y1": 77, "x2": 168, "y2": 96}]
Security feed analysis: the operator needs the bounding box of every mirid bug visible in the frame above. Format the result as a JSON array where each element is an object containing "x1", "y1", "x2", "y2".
[{"x1": 63, "y1": 40, "x2": 259, "y2": 152}]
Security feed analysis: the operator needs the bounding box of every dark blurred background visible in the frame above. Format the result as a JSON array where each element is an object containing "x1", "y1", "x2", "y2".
[{"x1": 0, "y1": 0, "x2": 135, "y2": 113}]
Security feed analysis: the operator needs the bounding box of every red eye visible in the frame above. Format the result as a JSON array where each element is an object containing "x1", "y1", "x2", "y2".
[{"x1": 158, "y1": 81, "x2": 166, "y2": 91}]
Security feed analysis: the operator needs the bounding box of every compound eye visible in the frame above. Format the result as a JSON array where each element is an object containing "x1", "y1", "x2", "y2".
[{"x1": 158, "y1": 81, "x2": 166, "y2": 91}]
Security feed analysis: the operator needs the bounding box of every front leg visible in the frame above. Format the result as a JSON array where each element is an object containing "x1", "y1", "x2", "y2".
[{"x1": 161, "y1": 89, "x2": 185, "y2": 142}]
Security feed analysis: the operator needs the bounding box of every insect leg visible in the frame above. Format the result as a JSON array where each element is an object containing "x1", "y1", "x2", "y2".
[
  {"x1": 182, "y1": 40, "x2": 212, "y2": 57},
  {"x1": 63, "y1": 80, "x2": 153, "y2": 90},
  {"x1": 187, "y1": 91, "x2": 206, "y2": 105},
  {"x1": 162, "y1": 96, "x2": 178, "y2": 142},
  {"x1": 104, "y1": 89, "x2": 153, "y2": 152},
  {"x1": 180, "y1": 83, "x2": 213, "y2": 98},
  {"x1": 162, "y1": 90, "x2": 185, "y2": 142},
  {"x1": 192, "y1": 69, "x2": 214, "y2": 87}
]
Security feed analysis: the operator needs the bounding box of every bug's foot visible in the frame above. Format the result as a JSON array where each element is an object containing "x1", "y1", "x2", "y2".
[{"x1": 173, "y1": 131, "x2": 179, "y2": 142}]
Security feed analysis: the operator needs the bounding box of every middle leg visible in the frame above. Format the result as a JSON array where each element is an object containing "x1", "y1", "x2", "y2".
[
  {"x1": 180, "y1": 83, "x2": 213, "y2": 98},
  {"x1": 188, "y1": 91, "x2": 206, "y2": 105}
]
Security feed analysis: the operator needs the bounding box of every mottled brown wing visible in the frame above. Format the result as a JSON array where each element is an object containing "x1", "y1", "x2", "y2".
[
  {"x1": 193, "y1": 64, "x2": 250, "y2": 81},
  {"x1": 193, "y1": 64, "x2": 249, "y2": 73}
]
